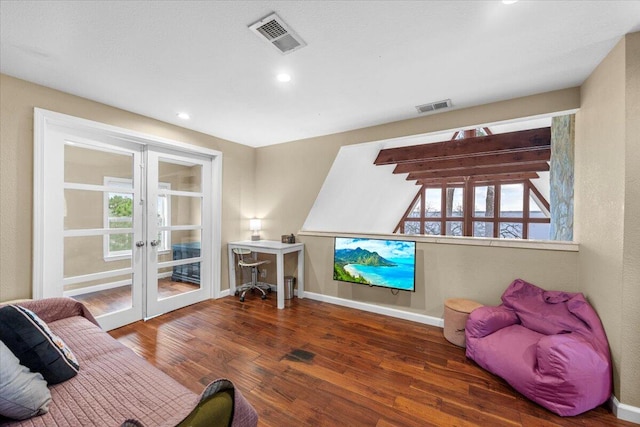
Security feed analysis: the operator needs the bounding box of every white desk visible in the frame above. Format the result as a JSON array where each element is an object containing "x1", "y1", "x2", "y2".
[{"x1": 228, "y1": 240, "x2": 305, "y2": 309}]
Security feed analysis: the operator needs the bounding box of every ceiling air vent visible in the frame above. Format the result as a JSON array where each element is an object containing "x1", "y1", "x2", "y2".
[
  {"x1": 249, "y1": 13, "x2": 307, "y2": 55},
  {"x1": 415, "y1": 99, "x2": 452, "y2": 114}
]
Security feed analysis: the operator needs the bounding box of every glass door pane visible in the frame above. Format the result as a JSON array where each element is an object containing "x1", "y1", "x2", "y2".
[
  {"x1": 146, "y1": 150, "x2": 212, "y2": 318},
  {"x1": 62, "y1": 140, "x2": 143, "y2": 329}
]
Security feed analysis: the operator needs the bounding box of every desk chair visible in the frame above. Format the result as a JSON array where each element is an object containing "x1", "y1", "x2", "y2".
[{"x1": 232, "y1": 248, "x2": 271, "y2": 302}]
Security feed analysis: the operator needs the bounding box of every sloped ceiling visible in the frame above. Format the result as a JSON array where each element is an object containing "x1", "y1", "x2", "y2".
[
  {"x1": 1, "y1": 1, "x2": 639, "y2": 147},
  {"x1": 302, "y1": 118, "x2": 552, "y2": 233}
]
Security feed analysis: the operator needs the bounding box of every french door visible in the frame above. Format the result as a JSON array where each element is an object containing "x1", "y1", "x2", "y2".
[
  {"x1": 145, "y1": 149, "x2": 212, "y2": 318},
  {"x1": 35, "y1": 110, "x2": 219, "y2": 331}
]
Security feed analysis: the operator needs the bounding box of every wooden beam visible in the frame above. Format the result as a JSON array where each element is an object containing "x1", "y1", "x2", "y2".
[
  {"x1": 470, "y1": 172, "x2": 540, "y2": 183},
  {"x1": 415, "y1": 178, "x2": 454, "y2": 186},
  {"x1": 407, "y1": 162, "x2": 549, "y2": 181},
  {"x1": 393, "y1": 147, "x2": 550, "y2": 174},
  {"x1": 374, "y1": 127, "x2": 551, "y2": 165},
  {"x1": 416, "y1": 173, "x2": 540, "y2": 186}
]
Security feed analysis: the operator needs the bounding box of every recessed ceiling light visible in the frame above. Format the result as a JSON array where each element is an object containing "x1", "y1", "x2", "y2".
[
  {"x1": 177, "y1": 112, "x2": 190, "y2": 120},
  {"x1": 502, "y1": 0, "x2": 518, "y2": 4},
  {"x1": 276, "y1": 73, "x2": 292, "y2": 83}
]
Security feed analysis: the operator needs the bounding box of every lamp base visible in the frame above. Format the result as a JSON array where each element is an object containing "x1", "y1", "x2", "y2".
[{"x1": 251, "y1": 234, "x2": 260, "y2": 241}]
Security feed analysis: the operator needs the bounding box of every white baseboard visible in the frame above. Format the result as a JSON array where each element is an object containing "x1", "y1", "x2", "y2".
[
  {"x1": 303, "y1": 291, "x2": 444, "y2": 328},
  {"x1": 611, "y1": 395, "x2": 640, "y2": 424}
]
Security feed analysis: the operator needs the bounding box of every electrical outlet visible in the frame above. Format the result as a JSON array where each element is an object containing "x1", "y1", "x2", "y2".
[{"x1": 260, "y1": 269, "x2": 267, "y2": 278}]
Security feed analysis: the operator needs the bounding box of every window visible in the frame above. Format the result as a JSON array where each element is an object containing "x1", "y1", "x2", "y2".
[
  {"x1": 395, "y1": 180, "x2": 550, "y2": 239},
  {"x1": 378, "y1": 125, "x2": 553, "y2": 241},
  {"x1": 104, "y1": 177, "x2": 170, "y2": 259}
]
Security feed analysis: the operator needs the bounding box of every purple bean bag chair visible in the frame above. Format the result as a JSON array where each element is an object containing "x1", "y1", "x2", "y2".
[{"x1": 465, "y1": 279, "x2": 612, "y2": 416}]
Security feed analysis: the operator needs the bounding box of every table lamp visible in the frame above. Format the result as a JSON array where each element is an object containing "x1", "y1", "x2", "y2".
[{"x1": 250, "y1": 218, "x2": 261, "y2": 241}]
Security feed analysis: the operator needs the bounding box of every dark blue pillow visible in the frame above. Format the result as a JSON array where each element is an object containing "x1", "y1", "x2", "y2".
[{"x1": 0, "y1": 305, "x2": 79, "y2": 384}]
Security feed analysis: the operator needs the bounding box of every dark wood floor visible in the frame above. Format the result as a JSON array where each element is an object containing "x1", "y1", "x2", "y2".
[{"x1": 109, "y1": 296, "x2": 631, "y2": 427}]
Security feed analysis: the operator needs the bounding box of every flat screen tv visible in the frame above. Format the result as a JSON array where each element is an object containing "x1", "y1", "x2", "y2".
[{"x1": 333, "y1": 237, "x2": 416, "y2": 292}]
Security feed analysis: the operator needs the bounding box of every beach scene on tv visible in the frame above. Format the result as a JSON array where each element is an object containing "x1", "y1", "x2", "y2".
[{"x1": 333, "y1": 237, "x2": 416, "y2": 291}]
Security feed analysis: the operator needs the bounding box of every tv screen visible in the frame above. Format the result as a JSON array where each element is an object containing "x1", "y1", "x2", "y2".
[{"x1": 333, "y1": 237, "x2": 416, "y2": 292}]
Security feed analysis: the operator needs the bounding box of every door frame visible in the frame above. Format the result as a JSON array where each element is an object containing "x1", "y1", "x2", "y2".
[{"x1": 33, "y1": 108, "x2": 223, "y2": 321}]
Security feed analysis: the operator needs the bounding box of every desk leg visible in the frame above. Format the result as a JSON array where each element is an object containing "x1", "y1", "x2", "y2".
[
  {"x1": 228, "y1": 246, "x2": 236, "y2": 297},
  {"x1": 297, "y1": 248, "x2": 304, "y2": 299},
  {"x1": 276, "y1": 253, "x2": 284, "y2": 309}
]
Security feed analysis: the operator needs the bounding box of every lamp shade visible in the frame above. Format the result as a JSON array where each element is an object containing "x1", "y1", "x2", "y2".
[{"x1": 249, "y1": 219, "x2": 261, "y2": 231}]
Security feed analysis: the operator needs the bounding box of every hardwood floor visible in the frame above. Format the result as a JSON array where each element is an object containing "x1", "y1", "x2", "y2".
[
  {"x1": 109, "y1": 296, "x2": 632, "y2": 427},
  {"x1": 73, "y1": 278, "x2": 200, "y2": 317}
]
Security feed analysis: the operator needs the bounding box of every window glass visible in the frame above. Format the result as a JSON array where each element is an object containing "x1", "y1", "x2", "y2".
[
  {"x1": 64, "y1": 143, "x2": 132, "y2": 185},
  {"x1": 424, "y1": 221, "x2": 441, "y2": 235},
  {"x1": 499, "y1": 222, "x2": 523, "y2": 239},
  {"x1": 473, "y1": 221, "x2": 494, "y2": 238},
  {"x1": 156, "y1": 185, "x2": 170, "y2": 252},
  {"x1": 446, "y1": 221, "x2": 463, "y2": 236},
  {"x1": 106, "y1": 179, "x2": 134, "y2": 257},
  {"x1": 474, "y1": 185, "x2": 495, "y2": 218},
  {"x1": 500, "y1": 184, "x2": 523, "y2": 218},
  {"x1": 408, "y1": 197, "x2": 421, "y2": 218},
  {"x1": 104, "y1": 178, "x2": 171, "y2": 258},
  {"x1": 529, "y1": 194, "x2": 548, "y2": 218},
  {"x1": 158, "y1": 161, "x2": 202, "y2": 192},
  {"x1": 424, "y1": 188, "x2": 441, "y2": 217},
  {"x1": 446, "y1": 187, "x2": 463, "y2": 217},
  {"x1": 65, "y1": 189, "x2": 105, "y2": 230},
  {"x1": 403, "y1": 221, "x2": 420, "y2": 235}
]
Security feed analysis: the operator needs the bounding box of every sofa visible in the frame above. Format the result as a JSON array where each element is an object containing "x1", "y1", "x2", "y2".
[
  {"x1": 0, "y1": 298, "x2": 258, "y2": 426},
  {"x1": 465, "y1": 279, "x2": 612, "y2": 416}
]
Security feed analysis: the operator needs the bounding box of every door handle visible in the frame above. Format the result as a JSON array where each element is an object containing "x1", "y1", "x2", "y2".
[
  {"x1": 150, "y1": 240, "x2": 160, "y2": 247},
  {"x1": 136, "y1": 241, "x2": 145, "y2": 247}
]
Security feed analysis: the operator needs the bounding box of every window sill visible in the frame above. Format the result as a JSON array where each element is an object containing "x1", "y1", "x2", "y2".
[{"x1": 298, "y1": 230, "x2": 578, "y2": 252}]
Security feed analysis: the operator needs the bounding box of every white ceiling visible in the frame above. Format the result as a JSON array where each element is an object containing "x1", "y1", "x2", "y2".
[{"x1": 2, "y1": 1, "x2": 639, "y2": 148}]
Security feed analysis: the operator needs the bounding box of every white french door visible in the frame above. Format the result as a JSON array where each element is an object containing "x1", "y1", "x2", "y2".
[
  {"x1": 145, "y1": 149, "x2": 212, "y2": 318},
  {"x1": 34, "y1": 109, "x2": 220, "y2": 331},
  {"x1": 58, "y1": 134, "x2": 145, "y2": 330}
]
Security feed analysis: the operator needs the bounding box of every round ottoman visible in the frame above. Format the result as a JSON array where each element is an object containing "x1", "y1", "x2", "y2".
[{"x1": 443, "y1": 298, "x2": 483, "y2": 347}]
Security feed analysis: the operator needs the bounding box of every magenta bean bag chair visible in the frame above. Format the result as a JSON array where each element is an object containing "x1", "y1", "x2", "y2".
[{"x1": 465, "y1": 279, "x2": 612, "y2": 416}]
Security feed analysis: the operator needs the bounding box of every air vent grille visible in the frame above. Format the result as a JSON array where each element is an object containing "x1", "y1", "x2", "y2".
[
  {"x1": 416, "y1": 99, "x2": 452, "y2": 114},
  {"x1": 249, "y1": 13, "x2": 306, "y2": 55},
  {"x1": 256, "y1": 19, "x2": 287, "y2": 40}
]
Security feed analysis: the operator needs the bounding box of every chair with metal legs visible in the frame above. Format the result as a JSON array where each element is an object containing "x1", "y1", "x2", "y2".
[{"x1": 232, "y1": 248, "x2": 271, "y2": 302}]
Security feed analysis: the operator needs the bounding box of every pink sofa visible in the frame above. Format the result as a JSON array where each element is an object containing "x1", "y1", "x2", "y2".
[
  {"x1": 1, "y1": 298, "x2": 258, "y2": 426},
  {"x1": 465, "y1": 279, "x2": 612, "y2": 416}
]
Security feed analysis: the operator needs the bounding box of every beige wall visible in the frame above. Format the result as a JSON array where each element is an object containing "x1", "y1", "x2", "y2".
[
  {"x1": 621, "y1": 31, "x2": 640, "y2": 410},
  {"x1": 255, "y1": 90, "x2": 583, "y2": 315},
  {"x1": 303, "y1": 235, "x2": 578, "y2": 318},
  {"x1": 0, "y1": 74, "x2": 256, "y2": 301},
  {"x1": 576, "y1": 32, "x2": 640, "y2": 407}
]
